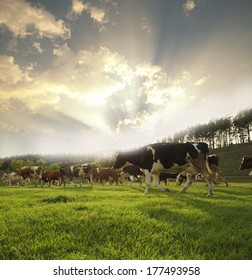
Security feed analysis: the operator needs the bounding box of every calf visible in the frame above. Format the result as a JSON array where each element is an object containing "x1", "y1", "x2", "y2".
[
  {"x1": 176, "y1": 172, "x2": 187, "y2": 185},
  {"x1": 93, "y1": 168, "x2": 122, "y2": 185},
  {"x1": 121, "y1": 164, "x2": 144, "y2": 186}
]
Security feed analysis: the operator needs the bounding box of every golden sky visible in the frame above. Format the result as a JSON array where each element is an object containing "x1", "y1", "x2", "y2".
[{"x1": 0, "y1": 0, "x2": 252, "y2": 156}]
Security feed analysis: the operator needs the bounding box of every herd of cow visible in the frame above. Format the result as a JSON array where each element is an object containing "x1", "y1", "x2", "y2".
[{"x1": 1, "y1": 142, "x2": 251, "y2": 196}]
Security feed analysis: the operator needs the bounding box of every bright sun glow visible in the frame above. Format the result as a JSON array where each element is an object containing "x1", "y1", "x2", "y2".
[{"x1": 0, "y1": 0, "x2": 251, "y2": 156}]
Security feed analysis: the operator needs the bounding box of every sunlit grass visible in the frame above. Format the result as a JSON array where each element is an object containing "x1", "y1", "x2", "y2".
[{"x1": 0, "y1": 181, "x2": 251, "y2": 260}]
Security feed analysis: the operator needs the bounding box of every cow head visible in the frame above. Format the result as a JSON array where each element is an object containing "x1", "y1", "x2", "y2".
[
  {"x1": 239, "y1": 156, "x2": 252, "y2": 170},
  {"x1": 195, "y1": 142, "x2": 209, "y2": 159},
  {"x1": 113, "y1": 152, "x2": 127, "y2": 169}
]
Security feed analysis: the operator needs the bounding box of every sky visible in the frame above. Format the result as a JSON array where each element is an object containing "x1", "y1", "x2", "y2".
[{"x1": 0, "y1": 0, "x2": 252, "y2": 157}]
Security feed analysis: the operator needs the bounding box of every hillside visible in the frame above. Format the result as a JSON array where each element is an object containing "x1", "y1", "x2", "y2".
[{"x1": 211, "y1": 142, "x2": 252, "y2": 177}]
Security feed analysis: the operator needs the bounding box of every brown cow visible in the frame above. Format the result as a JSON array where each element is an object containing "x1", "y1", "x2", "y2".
[
  {"x1": 92, "y1": 168, "x2": 122, "y2": 185},
  {"x1": 16, "y1": 166, "x2": 43, "y2": 187},
  {"x1": 42, "y1": 168, "x2": 66, "y2": 187}
]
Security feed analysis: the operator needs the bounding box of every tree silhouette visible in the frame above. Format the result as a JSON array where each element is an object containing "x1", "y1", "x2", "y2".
[{"x1": 172, "y1": 108, "x2": 251, "y2": 148}]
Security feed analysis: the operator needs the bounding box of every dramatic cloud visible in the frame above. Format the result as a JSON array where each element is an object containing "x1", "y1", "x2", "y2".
[
  {"x1": 70, "y1": 0, "x2": 86, "y2": 17},
  {"x1": 68, "y1": 0, "x2": 108, "y2": 30},
  {"x1": 0, "y1": 55, "x2": 32, "y2": 86},
  {"x1": 1, "y1": 0, "x2": 252, "y2": 156},
  {"x1": 0, "y1": 43, "x2": 200, "y2": 154},
  {"x1": 0, "y1": 0, "x2": 70, "y2": 39}
]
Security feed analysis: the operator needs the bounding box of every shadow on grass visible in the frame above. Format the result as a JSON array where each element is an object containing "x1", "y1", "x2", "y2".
[
  {"x1": 137, "y1": 188, "x2": 252, "y2": 259},
  {"x1": 40, "y1": 195, "x2": 76, "y2": 204}
]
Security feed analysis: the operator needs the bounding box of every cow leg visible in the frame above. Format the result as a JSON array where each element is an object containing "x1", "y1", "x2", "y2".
[
  {"x1": 79, "y1": 177, "x2": 92, "y2": 187},
  {"x1": 153, "y1": 173, "x2": 170, "y2": 192},
  {"x1": 35, "y1": 178, "x2": 41, "y2": 187},
  {"x1": 129, "y1": 175, "x2": 134, "y2": 187},
  {"x1": 89, "y1": 174, "x2": 94, "y2": 187},
  {"x1": 60, "y1": 177, "x2": 66, "y2": 187},
  {"x1": 204, "y1": 173, "x2": 213, "y2": 196},
  {"x1": 137, "y1": 176, "x2": 142, "y2": 186},
  {"x1": 34, "y1": 178, "x2": 37, "y2": 187},
  {"x1": 144, "y1": 171, "x2": 152, "y2": 194},
  {"x1": 25, "y1": 178, "x2": 31, "y2": 185},
  {"x1": 179, "y1": 174, "x2": 194, "y2": 193},
  {"x1": 216, "y1": 170, "x2": 228, "y2": 187},
  {"x1": 69, "y1": 176, "x2": 74, "y2": 186},
  {"x1": 221, "y1": 174, "x2": 228, "y2": 187}
]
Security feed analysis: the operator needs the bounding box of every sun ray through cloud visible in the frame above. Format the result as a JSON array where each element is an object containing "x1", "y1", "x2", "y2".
[{"x1": 0, "y1": 0, "x2": 252, "y2": 156}]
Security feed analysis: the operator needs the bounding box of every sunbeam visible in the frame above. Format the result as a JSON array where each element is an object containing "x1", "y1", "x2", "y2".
[{"x1": 0, "y1": 0, "x2": 252, "y2": 156}]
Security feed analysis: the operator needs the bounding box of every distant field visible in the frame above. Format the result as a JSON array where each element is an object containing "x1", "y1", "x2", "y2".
[{"x1": 0, "y1": 179, "x2": 251, "y2": 260}]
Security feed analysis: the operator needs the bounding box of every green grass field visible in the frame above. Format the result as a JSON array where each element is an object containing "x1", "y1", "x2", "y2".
[
  {"x1": 0, "y1": 179, "x2": 251, "y2": 260},
  {"x1": 0, "y1": 143, "x2": 251, "y2": 260}
]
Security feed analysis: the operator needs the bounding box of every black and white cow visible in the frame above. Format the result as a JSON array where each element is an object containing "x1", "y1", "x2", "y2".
[
  {"x1": 62, "y1": 164, "x2": 93, "y2": 186},
  {"x1": 240, "y1": 156, "x2": 252, "y2": 171},
  {"x1": 113, "y1": 142, "x2": 213, "y2": 196},
  {"x1": 121, "y1": 164, "x2": 145, "y2": 186}
]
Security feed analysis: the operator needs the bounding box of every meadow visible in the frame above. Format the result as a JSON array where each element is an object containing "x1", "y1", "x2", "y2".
[{"x1": 0, "y1": 179, "x2": 251, "y2": 260}]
